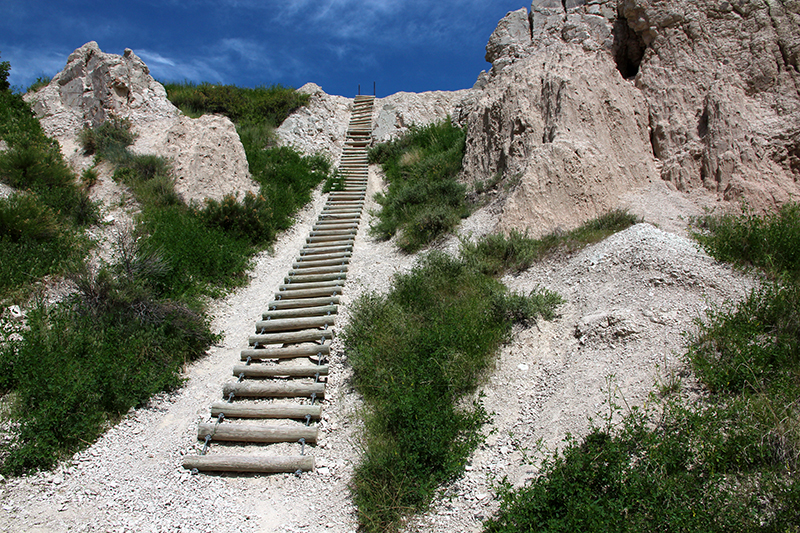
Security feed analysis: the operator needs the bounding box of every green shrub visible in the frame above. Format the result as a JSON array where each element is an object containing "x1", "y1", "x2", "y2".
[
  {"x1": 0, "y1": 292, "x2": 215, "y2": 474},
  {"x1": 140, "y1": 205, "x2": 253, "y2": 299},
  {"x1": 78, "y1": 115, "x2": 136, "y2": 161},
  {"x1": 0, "y1": 90, "x2": 99, "y2": 227},
  {"x1": 250, "y1": 146, "x2": 331, "y2": 230},
  {"x1": 162, "y1": 81, "x2": 308, "y2": 127},
  {"x1": 693, "y1": 203, "x2": 800, "y2": 281},
  {"x1": 0, "y1": 194, "x2": 87, "y2": 302},
  {"x1": 0, "y1": 52, "x2": 9, "y2": 92},
  {"x1": 195, "y1": 192, "x2": 275, "y2": 245},
  {"x1": 369, "y1": 119, "x2": 468, "y2": 252},
  {"x1": 322, "y1": 170, "x2": 345, "y2": 193},
  {"x1": 25, "y1": 75, "x2": 51, "y2": 94},
  {"x1": 345, "y1": 252, "x2": 562, "y2": 532},
  {"x1": 0, "y1": 192, "x2": 61, "y2": 242},
  {"x1": 461, "y1": 210, "x2": 640, "y2": 276}
]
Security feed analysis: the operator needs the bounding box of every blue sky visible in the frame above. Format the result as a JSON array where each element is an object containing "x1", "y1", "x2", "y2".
[{"x1": 1, "y1": 1, "x2": 526, "y2": 97}]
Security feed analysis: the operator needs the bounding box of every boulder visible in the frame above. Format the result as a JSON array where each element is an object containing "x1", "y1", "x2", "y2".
[
  {"x1": 24, "y1": 41, "x2": 258, "y2": 205},
  {"x1": 275, "y1": 82, "x2": 353, "y2": 162},
  {"x1": 372, "y1": 90, "x2": 473, "y2": 144}
]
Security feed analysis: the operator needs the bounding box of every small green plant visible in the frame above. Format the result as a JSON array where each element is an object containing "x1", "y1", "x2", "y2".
[
  {"x1": 344, "y1": 251, "x2": 562, "y2": 532},
  {"x1": 79, "y1": 115, "x2": 136, "y2": 161},
  {"x1": 322, "y1": 169, "x2": 345, "y2": 193},
  {"x1": 81, "y1": 167, "x2": 98, "y2": 189},
  {"x1": 26, "y1": 75, "x2": 51, "y2": 94},
  {"x1": 369, "y1": 119, "x2": 468, "y2": 252},
  {"x1": 461, "y1": 209, "x2": 640, "y2": 276}
]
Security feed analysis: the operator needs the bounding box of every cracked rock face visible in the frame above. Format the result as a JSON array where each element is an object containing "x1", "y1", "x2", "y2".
[
  {"x1": 25, "y1": 41, "x2": 257, "y2": 205},
  {"x1": 465, "y1": 1, "x2": 800, "y2": 237}
]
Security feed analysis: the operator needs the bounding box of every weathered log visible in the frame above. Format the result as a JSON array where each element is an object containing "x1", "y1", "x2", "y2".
[
  {"x1": 278, "y1": 280, "x2": 343, "y2": 291},
  {"x1": 183, "y1": 454, "x2": 314, "y2": 473},
  {"x1": 308, "y1": 229, "x2": 357, "y2": 238},
  {"x1": 249, "y1": 328, "x2": 333, "y2": 346},
  {"x1": 284, "y1": 272, "x2": 346, "y2": 284},
  {"x1": 287, "y1": 265, "x2": 348, "y2": 276},
  {"x1": 231, "y1": 364, "x2": 328, "y2": 379},
  {"x1": 265, "y1": 296, "x2": 340, "y2": 310},
  {"x1": 298, "y1": 244, "x2": 352, "y2": 255},
  {"x1": 198, "y1": 423, "x2": 318, "y2": 443},
  {"x1": 292, "y1": 257, "x2": 350, "y2": 269},
  {"x1": 222, "y1": 381, "x2": 325, "y2": 399},
  {"x1": 254, "y1": 315, "x2": 335, "y2": 333},
  {"x1": 262, "y1": 304, "x2": 337, "y2": 321},
  {"x1": 240, "y1": 342, "x2": 330, "y2": 361},
  {"x1": 306, "y1": 235, "x2": 355, "y2": 244},
  {"x1": 274, "y1": 286, "x2": 341, "y2": 299},
  {"x1": 211, "y1": 401, "x2": 322, "y2": 419},
  {"x1": 294, "y1": 251, "x2": 351, "y2": 262}
]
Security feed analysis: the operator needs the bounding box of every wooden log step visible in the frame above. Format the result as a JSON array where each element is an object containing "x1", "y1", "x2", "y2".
[
  {"x1": 198, "y1": 422, "x2": 318, "y2": 443},
  {"x1": 241, "y1": 342, "x2": 330, "y2": 361},
  {"x1": 254, "y1": 315, "x2": 335, "y2": 333},
  {"x1": 321, "y1": 208, "x2": 362, "y2": 214},
  {"x1": 317, "y1": 212, "x2": 360, "y2": 219},
  {"x1": 232, "y1": 364, "x2": 328, "y2": 379},
  {"x1": 316, "y1": 212, "x2": 361, "y2": 220},
  {"x1": 329, "y1": 192, "x2": 365, "y2": 198},
  {"x1": 279, "y1": 280, "x2": 343, "y2": 292},
  {"x1": 274, "y1": 286, "x2": 342, "y2": 300},
  {"x1": 211, "y1": 401, "x2": 323, "y2": 419},
  {"x1": 305, "y1": 236, "x2": 355, "y2": 245},
  {"x1": 300, "y1": 235, "x2": 355, "y2": 243},
  {"x1": 266, "y1": 296, "x2": 340, "y2": 310},
  {"x1": 222, "y1": 381, "x2": 325, "y2": 399},
  {"x1": 249, "y1": 328, "x2": 333, "y2": 346},
  {"x1": 262, "y1": 304, "x2": 337, "y2": 321},
  {"x1": 287, "y1": 265, "x2": 348, "y2": 276},
  {"x1": 325, "y1": 201, "x2": 364, "y2": 208},
  {"x1": 292, "y1": 257, "x2": 349, "y2": 269},
  {"x1": 312, "y1": 221, "x2": 359, "y2": 229},
  {"x1": 308, "y1": 229, "x2": 357, "y2": 238},
  {"x1": 298, "y1": 244, "x2": 352, "y2": 255},
  {"x1": 285, "y1": 272, "x2": 346, "y2": 284},
  {"x1": 183, "y1": 454, "x2": 314, "y2": 473},
  {"x1": 295, "y1": 250, "x2": 351, "y2": 261}
]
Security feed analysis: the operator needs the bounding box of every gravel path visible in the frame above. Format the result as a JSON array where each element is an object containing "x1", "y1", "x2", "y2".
[{"x1": 0, "y1": 172, "x2": 753, "y2": 532}]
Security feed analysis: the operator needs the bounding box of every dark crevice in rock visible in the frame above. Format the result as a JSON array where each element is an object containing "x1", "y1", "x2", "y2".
[
  {"x1": 612, "y1": 13, "x2": 647, "y2": 79},
  {"x1": 697, "y1": 109, "x2": 709, "y2": 138},
  {"x1": 561, "y1": 0, "x2": 567, "y2": 13},
  {"x1": 528, "y1": 11, "x2": 535, "y2": 40}
]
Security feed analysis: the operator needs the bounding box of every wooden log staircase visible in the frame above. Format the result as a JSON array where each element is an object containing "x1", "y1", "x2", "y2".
[{"x1": 183, "y1": 94, "x2": 375, "y2": 474}]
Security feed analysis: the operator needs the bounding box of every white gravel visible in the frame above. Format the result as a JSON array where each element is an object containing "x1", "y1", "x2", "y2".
[{"x1": 0, "y1": 169, "x2": 754, "y2": 532}]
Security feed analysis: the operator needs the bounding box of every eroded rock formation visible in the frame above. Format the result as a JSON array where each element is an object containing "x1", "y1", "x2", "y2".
[
  {"x1": 463, "y1": 0, "x2": 800, "y2": 236},
  {"x1": 276, "y1": 83, "x2": 471, "y2": 161},
  {"x1": 25, "y1": 41, "x2": 257, "y2": 205}
]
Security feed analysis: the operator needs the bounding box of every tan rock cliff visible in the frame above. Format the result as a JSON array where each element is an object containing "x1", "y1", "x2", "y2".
[{"x1": 25, "y1": 41, "x2": 257, "y2": 205}]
